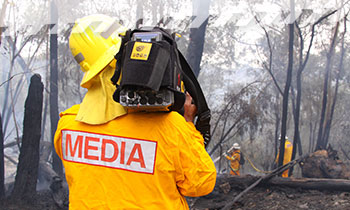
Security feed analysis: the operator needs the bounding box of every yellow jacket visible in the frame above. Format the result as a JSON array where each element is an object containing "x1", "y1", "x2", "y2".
[
  {"x1": 225, "y1": 150, "x2": 241, "y2": 175},
  {"x1": 276, "y1": 140, "x2": 293, "y2": 177},
  {"x1": 54, "y1": 105, "x2": 216, "y2": 210}
]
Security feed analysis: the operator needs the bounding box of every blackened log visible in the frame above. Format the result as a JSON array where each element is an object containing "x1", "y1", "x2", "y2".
[
  {"x1": 215, "y1": 174, "x2": 350, "y2": 193},
  {"x1": 193, "y1": 174, "x2": 350, "y2": 209},
  {"x1": 300, "y1": 149, "x2": 350, "y2": 179},
  {"x1": 11, "y1": 74, "x2": 43, "y2": 201},
  {"x1": 268, "y1": 177, "x2": 350, "y2": 191}
]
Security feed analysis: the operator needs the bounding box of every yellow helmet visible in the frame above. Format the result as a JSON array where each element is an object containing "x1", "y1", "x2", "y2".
[{"x1": 69, "y1": 14, "x2": 127, "y2": 88}]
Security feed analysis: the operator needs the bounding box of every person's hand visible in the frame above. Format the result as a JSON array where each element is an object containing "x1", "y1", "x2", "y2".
[{"x1": 183, "y1": 92, "x2": 197, "y2": 122}]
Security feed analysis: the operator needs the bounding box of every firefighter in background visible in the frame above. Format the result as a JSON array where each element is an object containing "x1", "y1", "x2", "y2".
[
  {"x1": 225, "y1": 143, "x2": 242, "y2": 175},
  {"x1": 275, "y1": 136, "x2": 293, "y2": 177},
  {"x1": 54, "y1": 14, "x2": 216, "y2": 210}
]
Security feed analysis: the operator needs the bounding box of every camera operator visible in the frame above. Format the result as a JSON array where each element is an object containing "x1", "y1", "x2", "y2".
[{"x1": 54, "y1": 14, "x2": 216, "y2": 210}]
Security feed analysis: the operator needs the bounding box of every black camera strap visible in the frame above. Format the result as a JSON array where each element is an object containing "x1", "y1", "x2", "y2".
[
  {"x1": 111, "y1": 30, "x2": 132, "y2": 87},
  {"x1": 177, "y1": 51, "x2": 211, "y2": 148}
]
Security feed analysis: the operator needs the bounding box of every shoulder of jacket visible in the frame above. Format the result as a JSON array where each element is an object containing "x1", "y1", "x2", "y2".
[
  {"x1": 166, "y1": 112, "x2": 195, "y2": 128},
  {"x1": 160, "y1": 111, "x2": 184, "y2": 124},
  {"x1": 158, "y1": 111, "x2": 197, "y2": 133},
  {"x1": 59, "y1": 104, "x2": 80, "y2": 117},
  {"x1": 167, "y1": 111, "x2": 184, "y2": 119}
]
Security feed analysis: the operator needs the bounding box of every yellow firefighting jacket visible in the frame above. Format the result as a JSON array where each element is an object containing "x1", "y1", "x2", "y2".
[
  {"x1": 54, "y1": 105, "x2": 216, "y2": 210},
  {"x1": 276, "y1": 140, "x2": 293, "y2": 177},
  {"x1": 225, "y1": 150, "x2": 241, "y2": 175}
]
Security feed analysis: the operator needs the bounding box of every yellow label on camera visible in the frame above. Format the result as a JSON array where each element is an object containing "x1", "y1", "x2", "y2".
[{"x1": 130, "y1": 42, "x2": 152, "y2": 60}]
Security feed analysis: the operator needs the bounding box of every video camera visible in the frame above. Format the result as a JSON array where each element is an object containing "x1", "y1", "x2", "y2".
[
  {"x1": 117, "y1": 31, "x2": 181, "y2": 112},
  {"x1": 111, "y1": 27, "x2": 211, "y2": 147}
]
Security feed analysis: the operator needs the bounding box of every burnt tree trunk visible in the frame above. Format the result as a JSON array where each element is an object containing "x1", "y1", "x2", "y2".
[
  {"x1": 0, "y1": 0, "x2": 7, "y2": 198},
  {"x1": 0, "y1": 113, "x2": 4, "y2": 198},
  {"x1": 0, "y1": 7, "x2": 8, "y2": 198},
  {"x1": 11, "y1": 74, "x2": 43, "y2": 200},
  {"x1": 291, "y1": 10, "x2": 337, "y2": 166},
  {"x1": 186, "y1": 0, "x2": 210, "y2": 77},
  {"x1": 278, "y1": 22, "x2": 294, "y2": 168},
  {"x1": 323, "y1": 17, "x2": 346, "y2": 147},
  {"x1": 187, "y1": 18, "x2": 208, "y2": 77},
  {"x1": 0, "y1": 11, "x2": 8, "y2": 194},
  {"x1": 274, "y1": 90, "x2": 280, "y2": 161},
  {"x1": 50, "y1": 0, "x2": 63, "y2": 177},
  {"x1": 315, "y1": 21, "x2": 339, "y2": 150}
]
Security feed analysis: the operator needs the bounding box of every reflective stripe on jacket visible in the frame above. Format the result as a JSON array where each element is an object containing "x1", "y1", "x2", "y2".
[{"x1": 54, "y1": 104, "x2": 216, "y2": 210}]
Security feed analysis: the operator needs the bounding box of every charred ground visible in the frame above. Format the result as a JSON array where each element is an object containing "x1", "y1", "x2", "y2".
[
  {"x1": 0, "y1": 190, "x2": 67, "y2": 210},
  {"x1": 192, "y1": 183, "x2": 350, "y2": 210},
  {"x1": 1, "y1": 181, "x2": 350, "y2": 210}
]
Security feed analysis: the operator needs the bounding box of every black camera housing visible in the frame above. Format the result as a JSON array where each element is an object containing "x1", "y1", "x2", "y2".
[{"x1": 115, "y1": 28, "x2": 185, "y2": 112}]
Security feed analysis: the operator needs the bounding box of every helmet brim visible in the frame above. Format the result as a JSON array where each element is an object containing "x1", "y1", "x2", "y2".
[{"x1": 80, "y1": 43, "x2": 121, "y2": 88}]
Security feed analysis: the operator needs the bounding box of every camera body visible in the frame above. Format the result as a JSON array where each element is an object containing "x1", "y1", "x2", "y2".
[{"x1": 117, "y1": 30, "x2": 182, "y2": 112}]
